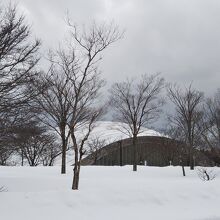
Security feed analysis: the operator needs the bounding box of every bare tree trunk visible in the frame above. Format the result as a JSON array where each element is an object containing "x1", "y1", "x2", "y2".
[
  {"x1": 61, "y1": 136, "x2": 67, "y2": 174},
  {"x1": 119, "y1": 141, "x2": 123, "y2": 166},
  {"x1": 133, "y1": 135, "x2": 138, "y2": 171},
  {"x1": 189, "y1": 146, "x2": 194, "y2": 170},
  {"x1": 72, "y1": 133, "x2": 80, "y2": 190},
  {"x1": 21, "y1": 150, "x2": 24, "y2": 166},
  {"x1": 94, "y1": 156, "x2": 97, "y2": 165},
  {"x1": 182, "y1": 165, "x2": 186, "y2": 176},
  {"x1": 72, "y1": 139, "x2": 81, "y2": 190},
  {"x1": 180, "y1": 158, "x2": 186, "y2": 176},
  {"x1": 72, "y1": 162, "x2": 80, "y2": 190},
  {"x1": 180, "y1": 157, "x2": 186, "y2": 176}
]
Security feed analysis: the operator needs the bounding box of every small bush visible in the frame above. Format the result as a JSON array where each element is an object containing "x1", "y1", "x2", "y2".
[
  {"x1": 0, "y1": 186, "x2": 7, "y2": 192},
  {"x1": 197, "y1": 168, "x2": 217, "y2": 181}
]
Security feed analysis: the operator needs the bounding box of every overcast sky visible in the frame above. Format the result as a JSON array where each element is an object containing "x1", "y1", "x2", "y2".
[
  {"x1": 2, "y1": 0, "x2": 220, "y2": 128},
  {"x1": 2, "y1": 0, "x2": 219, "y2": 94}
]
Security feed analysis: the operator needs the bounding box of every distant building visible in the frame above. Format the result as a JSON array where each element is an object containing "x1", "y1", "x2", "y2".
[{"x1": 82, "y1": 136, "x2": 213, "y2": 166}]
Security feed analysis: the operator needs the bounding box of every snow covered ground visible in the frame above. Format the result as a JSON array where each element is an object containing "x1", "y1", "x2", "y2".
[{"x1": 0, "y1": 166, "x2": 220, "y2": 220}]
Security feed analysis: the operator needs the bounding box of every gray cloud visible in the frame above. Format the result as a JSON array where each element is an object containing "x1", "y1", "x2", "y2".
[
  {"x1": 2, "y1": 0, "x2": 219, "y2": 93},
  {"x1": 2, "y1": 0, "x2": 220, "y2": 127}
]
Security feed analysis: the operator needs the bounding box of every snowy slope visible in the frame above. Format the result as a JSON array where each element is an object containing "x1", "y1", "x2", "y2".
[
  {"x1": 0, "y1": 166, "x2": 220, "y2": 220},
  {"x1": 88, "y1": 121, "x2": 161, "y2": 143}
]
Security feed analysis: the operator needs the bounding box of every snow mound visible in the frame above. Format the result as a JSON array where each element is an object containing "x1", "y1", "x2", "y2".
[{"x1": 83, "y1": 121, "x2": 161, "y2": 144}]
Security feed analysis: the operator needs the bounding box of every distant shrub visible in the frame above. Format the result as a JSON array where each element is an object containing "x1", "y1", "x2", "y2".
[
  {"x1": 0, "y1": 186, "x2": 7, "y2": 192},
  {"x1": 197, "y1": 167, "x2": 217, "y2": 181}
]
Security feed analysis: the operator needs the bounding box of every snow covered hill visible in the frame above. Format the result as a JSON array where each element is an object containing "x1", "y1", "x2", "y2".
[
  {"x1": 0, "y1": 166, "x2": 220, "y2": 220},
  {"x1": 87, "y1": 121, "x2": 161, "y2": 143}
]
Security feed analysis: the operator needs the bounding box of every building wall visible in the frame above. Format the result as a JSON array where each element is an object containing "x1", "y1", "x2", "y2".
[{"x1": 82, "y1": 136, "x2": 213, "y2": 166}]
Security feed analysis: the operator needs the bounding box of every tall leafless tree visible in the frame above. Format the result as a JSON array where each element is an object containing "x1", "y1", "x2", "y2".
[
  {"x1": 87, "y1": 136, "x2": 106, "y2": 165},
  {"x1": 15, "y1": 120, "x2": 57, "y2": 166},
  {"x1": 41, "y1": 141, "x2": 62, "y2": 166},
  {"x1": 167, "y1": 84, "x2": 204, "y2": 170},
  {"x1": 199, "y1": 89, "x2": 220, "y2": 165},
  {"x1": 38, "y1": 21, "x2": 122, "y2": 189},
  {"x1": 0, "y1": 4, "x2": 41, "y2": 162},
  {"x1": 163, "y1": 125, "x2": 187, "y2": 176},
  {"x1": 0, "y1": 4, "x2": 40, "y2": 112},
  {"x1": 0, "y1": 111, "x2": 17, "y2": 165},
  {"x1": 31, "y1": 66, "x2": 72, "y2": 173},
  {"x1": 110, "y1": 74, "x2": 164, "y2": 171},
  {"x1": 65, "y1": 22, "x2": 122, "y2": 190}
]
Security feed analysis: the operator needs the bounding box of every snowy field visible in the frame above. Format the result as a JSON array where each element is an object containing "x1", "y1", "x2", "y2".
[{"x1": 0, "y1": 166, "x2": 220, "y2": 220}]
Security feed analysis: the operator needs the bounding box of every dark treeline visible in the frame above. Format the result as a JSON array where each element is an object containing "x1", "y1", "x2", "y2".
[{"x1": 0, "y1": 4, "x2": 220, "y2": 189}]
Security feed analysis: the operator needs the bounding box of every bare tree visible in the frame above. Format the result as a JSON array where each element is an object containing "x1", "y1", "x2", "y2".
[
  {"x1": 199, "y1": 89, "x2": 220, "y2": 165},
  {"x1": 0, "y1": 4, "x2": 40, "y2": 112},
  {"x1": 40, "y1": 21, "x2": 121, "y2": 189},
  {"x1": 31, "y1": 67, "x2": 72, "y2": 173},
  {"x1": 15, "y1": 120, "x2": 57, "y2": 166},
  {"x1": 0, "y1": 145, "x2": 13, "y2": 165},
  {"x1": 197, "y1": 167, "x2": 217, "y2": 181},
  {"x1": 40, "y1": 139, "x2": 62, "y2": 166},
  {"x1": 163, "y1": 125, "x2": 187, "y2": 176},
  {"x1": 0, "y1": 4, "x2": 41, "y2": 163},
  {"x1": 0, "y1": 186, "x2": 7, "y2": 192},
  {"x1": 87, "y1": 136, "x2": 106, "y2": 165},
  {"x1": 167, "y1": 84, "x2": 204, "y2": 170},
  {"x1": 64, "y1": 21, "x2": 122, "y2": 190},
  {"x1": 110, "y1": 74, "x2": 164, "y2": 171},
  {"x1": 0, "y1": 104, "x2": 38, "y2": 165},
  {"x1": 202, "y1": 89, "x2": 220, "y2": 148},
  {"x1": 0, "y1": 113, "x2": 15, "y2": 165}
]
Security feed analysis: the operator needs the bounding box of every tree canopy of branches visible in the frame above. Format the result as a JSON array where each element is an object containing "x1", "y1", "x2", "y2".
[
  {"x1": 0, "y1": 105, "x2": 35, "y2": 165},
  {"x1": 31, "y1": 66, "x2": 72, "y2": 173},
  {"x1": 110, "y1": 73, "x2": 164, "y2": 171},
  {"x1": 87, "y1": 136, "x2": 106, "y2": 165},
  {"x1": 0, "y1": 4, "x2": 40, "y2": 112},
  {"x1": 163, "y1": 126, "x2": 188, "y2": 176},
  {"x1": 0, "y1": 4, "x2": 41, "y2": 163},
  {"x1": 15, "y1": 120, "x2": 58, "y2": 166},
  {"x1": 167, "y1": 84, "x2": 204, "y2": 170},
  {"x1": 199, "y1": 89, "x2": 220, "y2": 165},
  {"x1": 67, "y1": 22, "x2": 122, "y2": 190},
  {"x1": 35, "y1": 21, "x2": 122, "y2": 189},
  {"x1": 201, "y1": 89, "x2": 220, "y2": 149}
]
